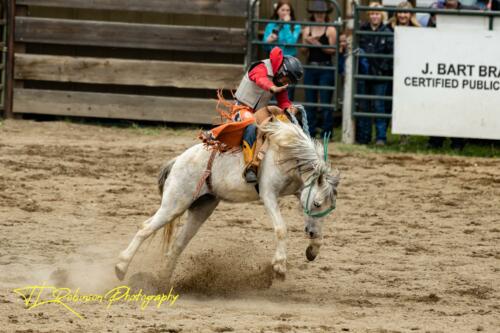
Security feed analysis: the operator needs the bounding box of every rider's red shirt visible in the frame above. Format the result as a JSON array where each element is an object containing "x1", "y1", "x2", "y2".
[{"x1": 247, "y1": 47, "x2": 292, "y2": 110}]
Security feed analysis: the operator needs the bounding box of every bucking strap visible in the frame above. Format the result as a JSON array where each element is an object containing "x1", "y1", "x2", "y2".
[{"x1": 193, "y1": 149, "x2": 218, "y2": 199}]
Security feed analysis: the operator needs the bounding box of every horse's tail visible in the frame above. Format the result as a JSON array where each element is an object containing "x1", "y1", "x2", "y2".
[
  {"x1": 158, "y1": 158, "x2": 176, "y2": 195},
  {"x1": 162, "y1": 216, "x2": 179, "y2": 255},
  {"x1": 156, "y1": 158, "x2": 179, "y2": 254}
]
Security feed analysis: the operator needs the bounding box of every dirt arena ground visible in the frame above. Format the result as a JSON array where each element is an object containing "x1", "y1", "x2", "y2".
[{"x1": 0, "y1": 119, "x2": 499, "y2": 333}]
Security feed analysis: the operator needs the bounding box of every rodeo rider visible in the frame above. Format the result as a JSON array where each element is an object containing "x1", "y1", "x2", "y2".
[{"x1": 202, "y1": 47, "x2": 304, "y2": 184}]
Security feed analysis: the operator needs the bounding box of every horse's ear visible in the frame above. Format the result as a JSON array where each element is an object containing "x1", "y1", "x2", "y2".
[{"x1": 327, "y1": 172, "x2": 340, "y2": 188}]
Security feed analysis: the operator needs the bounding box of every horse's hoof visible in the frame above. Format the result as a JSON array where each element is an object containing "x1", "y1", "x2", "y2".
[
  {"x1": 273, "y1": 269, "x2": 286, "y2": 281},
  {"x1": 115, "y1": 263, "x2": 126, "y2": 281},
  {"x1": 272, "y1": 262, "x2": 287, "y2": 280},
  {"x1": 306, "y1": 245, "x2": 317, "y2": 261}
]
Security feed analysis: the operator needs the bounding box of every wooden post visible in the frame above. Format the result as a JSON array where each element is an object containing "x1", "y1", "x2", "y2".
[
  {"x1": 4, "y1": 0, "x2": 15, "y2": 118},
  {"x1": 341, "y1": 41, "x2": 355, "y2": 144}
]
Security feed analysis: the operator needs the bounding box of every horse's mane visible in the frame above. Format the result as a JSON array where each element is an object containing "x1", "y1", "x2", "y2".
[
  {"x1": 262, "y1": 121, "x2": 340, "y2": 203},
  {"x1": 261, "y1": 121, "x2": 330, "y2": 180}
]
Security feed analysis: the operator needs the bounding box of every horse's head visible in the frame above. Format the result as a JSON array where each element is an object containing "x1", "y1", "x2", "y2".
[{"x1": 300, "y1": 169, "x2": 340, "y2": 261}]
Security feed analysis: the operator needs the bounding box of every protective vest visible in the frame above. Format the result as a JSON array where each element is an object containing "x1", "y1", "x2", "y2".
[{"x1": 235, "y1": 59, "x2": 274, "y2": 111}]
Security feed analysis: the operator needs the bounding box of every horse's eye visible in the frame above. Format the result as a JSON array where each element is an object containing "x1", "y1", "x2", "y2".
[{"x1": 313, "y1": 201, "x2": 321, "y2": 208}]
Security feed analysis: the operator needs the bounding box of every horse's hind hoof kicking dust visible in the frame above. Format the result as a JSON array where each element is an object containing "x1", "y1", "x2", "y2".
[
  {"x1": 114, "y1": 121, "x2": 339, "y2": 284},
  {"x1": 115, "y1": 263, "x2": 126, "y2": 281}
]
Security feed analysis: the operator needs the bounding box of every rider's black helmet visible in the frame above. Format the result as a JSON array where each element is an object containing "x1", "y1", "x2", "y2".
[{"x1": 282, "y1": 56, "x2": 304, "y2": 84}]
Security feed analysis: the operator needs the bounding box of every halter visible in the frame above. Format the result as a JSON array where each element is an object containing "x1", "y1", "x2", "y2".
[
  {"x1": 302, "y1": 174, "x2": 336, "y2": 218},
  {"x1": 302, "y1": 133, "x2": 336, "y2": 218}
]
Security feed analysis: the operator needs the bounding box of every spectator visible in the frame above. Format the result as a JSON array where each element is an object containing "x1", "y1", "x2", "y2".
[
  {"x1": 386, "y1": 1, "x2": 420, "y2": 145},
  {"x1": 301, "y1": 0, "x2": 337, "y2": 138},
  {"x1": 355, "y1": 2, "x2": 393, "y2": 146},
  {"x1": 338, "y1": 33, "x2": 348, "y2": 77},
  {"x1": 387, "y1": 1, "x2": 421, "y2": 29},
  {"x1": 443, "y1": 0, "x2": 480, "y2": 9},
  {"x1": 419, "y1": 0, "x2": 479, "y2": 27},
  {"x1": 491, "y1": 0, "x2": 500, "y2": 10},
  {"x1": 475, "y1": 0, "x2": 490, "y2": 9},
  {"x1": 263, "y1": 0, "x2": 301, "y2": 100}
]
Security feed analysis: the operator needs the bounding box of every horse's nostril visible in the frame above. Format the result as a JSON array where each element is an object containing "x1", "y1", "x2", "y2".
[
  {"x1": 304, "y1": 227, "x2": 308, "y2": 233},
  {"x1": 309, "y1": 231, "x2": 314, "y2": 238}
]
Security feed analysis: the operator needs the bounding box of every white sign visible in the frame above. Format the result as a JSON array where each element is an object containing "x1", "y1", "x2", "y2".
[
  {"x1": 437, "y1": 16, "x2": 490, "y2": 31},
  {"x1": 392, "y1": 26, "x2": 500, "y2": 140}
]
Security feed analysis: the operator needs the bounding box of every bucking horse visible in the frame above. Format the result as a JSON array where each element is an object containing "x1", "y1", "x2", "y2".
[{"x1": 115, "y1": 119, "x2": 340, "y2": 284}]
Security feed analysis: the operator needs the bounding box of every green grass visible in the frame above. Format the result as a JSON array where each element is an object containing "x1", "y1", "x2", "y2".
[
  {"x1": 331, "y1": 127, "x2": 500, "y2": 158},
  {"x1": 130, "y1": 122, "x2": 167, "y2": 136},
  {"x1": 128, "y1": 122, "x2": 200, "y2": 137}
]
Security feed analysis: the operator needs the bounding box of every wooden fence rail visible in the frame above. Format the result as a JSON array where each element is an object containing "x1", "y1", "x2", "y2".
[
  {"x1": 16, "y1": 0, "x2": 249, "y2": 17},
  {"x1": 15, "y1": 54, "x2": 242, "y2": 89},
  {"x1": 9, "y1": 1, "x2": 248, "y2": 123},
  {"x1": 14, "y1": 89, "x2": 217, "y2": 123},
  {"x1": 15, "y1": 17, "x2": 246, "y2": 53}
]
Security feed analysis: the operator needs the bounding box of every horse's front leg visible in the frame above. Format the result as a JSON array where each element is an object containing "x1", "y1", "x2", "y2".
[{"x1": 261, "y1": 191, "x2": 287, "y2": 278}]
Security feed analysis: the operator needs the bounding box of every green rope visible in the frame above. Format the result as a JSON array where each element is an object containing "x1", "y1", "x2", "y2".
[{"x1": 322, "y1": 132, "x2": 331, "y2": 162}]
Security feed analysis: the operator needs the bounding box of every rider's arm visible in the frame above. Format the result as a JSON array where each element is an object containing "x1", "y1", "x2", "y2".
[
  {"x1": 248, "y1": 63, "x2": 274, "y2": 91},
  {"x1": 276, "y1": 90, "x2": 292, "y2": 110},
  {"x1": 248, "y1": 63, "x2": 291, "y2": 110}
]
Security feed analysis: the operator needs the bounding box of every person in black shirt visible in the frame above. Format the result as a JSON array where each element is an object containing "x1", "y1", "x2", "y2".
[
  {"x1": 301, "y1": 0, "x2": 337, "y2": 138},
  {"x1": 356, "y1": 2, "x2": 393, "y2": 145}
]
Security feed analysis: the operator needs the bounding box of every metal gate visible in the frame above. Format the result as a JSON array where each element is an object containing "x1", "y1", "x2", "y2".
[
  {"x1": 246, "y1": 0, "x2": 343, "y2": 135},
  {"x1": 345, "y1": 4, "x2": 500, "y2": 143}
]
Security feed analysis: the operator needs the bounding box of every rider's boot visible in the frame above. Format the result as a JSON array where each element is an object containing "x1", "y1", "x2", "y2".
[{"x1": 242, "y1": 140, "x2": 257, "y2": 183}]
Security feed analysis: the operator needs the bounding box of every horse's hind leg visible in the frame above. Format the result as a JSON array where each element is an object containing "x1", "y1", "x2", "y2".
[
  {"x1": 115, "y1": 200, "x2": 188, "y2": 281},
  {"x1": 159, "y1": 194, "x2": 219, "y2": 285}
]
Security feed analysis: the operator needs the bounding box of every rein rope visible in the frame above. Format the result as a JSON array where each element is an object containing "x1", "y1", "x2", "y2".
[{"x1": 292, "y1": 105, "x2": 309, "y2": 136}]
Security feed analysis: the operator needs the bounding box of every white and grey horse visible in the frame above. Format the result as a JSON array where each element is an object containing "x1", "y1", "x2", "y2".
[{"x1": 115, "y1": 121, "x2": 339, "y2": 283}]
